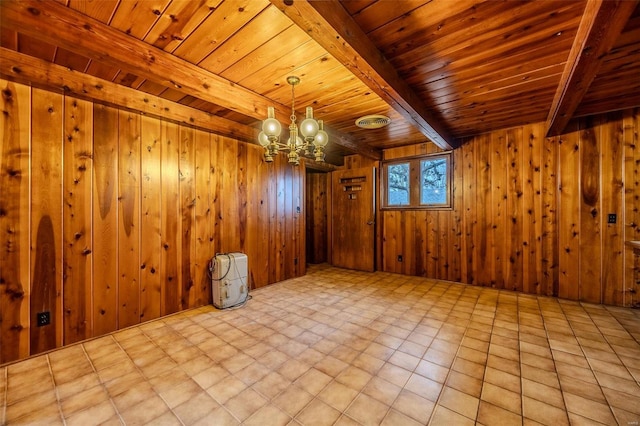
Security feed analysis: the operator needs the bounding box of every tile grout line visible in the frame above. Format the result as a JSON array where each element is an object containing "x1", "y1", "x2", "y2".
[
  {"x1": 45, "y1": 353, "x2": 67, "y2": 426},
  {"x1": 80, "y1": 336, "x2": 128, "y2": 426},
  {"x1": 573, "y1": 302, "x2": 631, "y2": 423}
]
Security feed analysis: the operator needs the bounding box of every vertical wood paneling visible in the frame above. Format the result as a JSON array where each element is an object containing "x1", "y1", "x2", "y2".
[
  {"x1": 382, "y1": 211, "x2": 397, "y2": 273},
  {"x1": 273, "y1": 155, "x2": 286, "y2": 281},
  {"x1": 210, "y1": 135, "x2": 222, "y2": 262},
  {"x1": 140, "y1": 115, "x2": 162, "y2": 321},
  {"x1": 236, "y1": 141, "x2": 248, "y2": 254},
  {"x1": 255, "y1": 149, "x2": 271, "y2": 287},
  {"x1": 542, "y1": 135, "x2": 559, "y2": 297},
  {"x1": 379, "y1": 109, "x2": 637, "y2": 307},
  {"x1": 92, "y1": 104, "x2": 118, "y2": 336},
  {"x1": 438, "y1": 212, "x2": 449, "y2": 279},
  {"x1": 305, "y1": 172, "x2": 328, "y2": 264},
  {"x1": 415, "y1": 212, "x2": 426, "y2": 276},
  {"x1": 0, "y1": 80, "x2": 31, "y2": 363},
  {"x1": 461, "y1": 142, "x2": 475, "y2": 284},
  {"x1": 1, "y1": 81, "x2": 309, "y2": 362},
  {"x1": 579, "y1": 118, "x2": 602, "y2": 303},
  {"x1": 601, "y1": 112, "x2": 624, "y2": 306},
  {"x1": 30, "y1": 88, "x2": 63, "y2": 355},
  {"x1": 403, "y1": 211, "x2": 416, "y2": 275},
  {"x1": 425, "y1": 212, "x2": 437, "y2": 277},
  {"x1": 220, "y1": 137, "x2": 240, "y2": 253},
  {"x1": 558, "y1": 131, "x2": 580, "y2": 300},
  {"x1": 117, "y1": 110, "x2": 141, "y2": 328},
  {"x1": 476, "y1": 133, "x2": 492, "y2": 286},
  {"x1": 179, "y1": 126, "x2": 195, "y2": 309},
  {"x1": 623, "y1": 109, "x2": 639, "y2": 306},
  {"x1": 450, "y1": 148, "x2": 463, "y2": 283},
  {"x1": 522, "y1": 123, "x2": 543, "y2": 295},
  {"x1": 246, "y1": 145, "x2": 260, "y2": 288},
  {"x1": 294, "y1": 163, "x2": 305, "y2": 276},
  {"x1": 63, "y1": 97, "x2": 93, "y2": 344},
  {"x1": 194, "y1": 129, "x2": 212, "y2": 305},
  {"x1": 507, "y1": 128, "x2": 523, "y2": 292},
  {"x1": 491, "y1": 130, "x2": 506, "y2": 288},
  {"x1": 284, "y1": 161, "x2": 294, "y2": 279},
  {"x1": 160, "y1": 120, "x2": 181, "y2": 316}
]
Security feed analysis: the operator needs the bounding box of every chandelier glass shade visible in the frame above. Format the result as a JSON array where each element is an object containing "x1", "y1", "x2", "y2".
[{"x1": 258, "y1": 76, "x2": 328, "y2": 165}]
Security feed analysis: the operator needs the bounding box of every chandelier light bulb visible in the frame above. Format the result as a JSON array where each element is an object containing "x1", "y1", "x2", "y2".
[
  {"x1": 314, "y1": 120, "x2": 329, "y2": 147},
  {"x1": 258, "y1": 131, "x2": 269, "y2": 147},
  {"x1": 300, "y1": 107, "x2": 319, "y2": 139},
  {"x1": 262, "y1": 106, "x2": 282, "y2": 138}
]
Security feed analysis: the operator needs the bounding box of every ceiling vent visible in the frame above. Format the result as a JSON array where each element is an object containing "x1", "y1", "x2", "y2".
[{"x1": 355, "y1": 114, "x2": 391, "y2": 129}]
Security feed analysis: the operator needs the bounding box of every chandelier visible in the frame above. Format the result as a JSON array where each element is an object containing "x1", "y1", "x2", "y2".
[{"x1": 257, "y1": 76, "x2": 329, "y2": 165}]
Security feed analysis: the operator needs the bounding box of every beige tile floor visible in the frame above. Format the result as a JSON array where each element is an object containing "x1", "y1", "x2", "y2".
[{"x1": 2, "y1": 264, "x2": 640, "y2": 425}]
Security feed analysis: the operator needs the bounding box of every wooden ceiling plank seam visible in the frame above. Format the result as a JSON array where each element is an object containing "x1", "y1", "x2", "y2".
[
  {"x1": 170, "y1": 0, "x2": 270, "y2": 64},
  {"x1": 391, "y1": 10, "x2": 582, "y2": 79},
  {"x1": 424, "y1": 64, "x2": 566, "y2": 103},
  {"x1": 269, "y1": 0, "x2": 458, "y2": 150},
  {"x1": 400, "y1": 35, "x2": 573, "y2": 92},
  {"x1": 366, "y1": 0, "x2": 496, "y2": 54},
  {"x1": 108, "y1": 0, "x2": 172, "y2": 40},
  {"x1": 370, "y1": 0, "x2": 559, "y2": 61},
  {"x1": 142, "y1": 0, "x2": 219, "y2": 51},
  {"x1": 236, "y1": 40, "x2": 329, "y2": 95},
  {"x1": 545, "y1": 0, "x2": 637, "y2": 137},
  {"x1": 67, "y1": 0, "x2": 120, "y2": 24},
  {"x1": 350, "y1": 0, "x2": 434, "y2": 35},
  {"x1": 159, "y1": 0, "x2": 225, "y2": 53},
  {"x1": 266, "y1": 70, "x2": 369, "y2": 112},
  {"x1": 222, "y1": 26, "x2": 314, "y2": 84},
  {"x1": 429, "y1": 73, "x2": 564, "y2": 109},
  {"x1": 340, "y1": 0, "x2": 377, "y2": 18},
  {"x1": 407, "y1": 46, "x2": 571, "y2": 93},
  {"x1": 0, "y1": 46, "x2": 256, "y2": 141},
  {"x1": 257, "y1": 54, "x2": 350, "y2": 101},
  {"x1": 197, "y1": 5, "x2": 293, "y2": 75}
]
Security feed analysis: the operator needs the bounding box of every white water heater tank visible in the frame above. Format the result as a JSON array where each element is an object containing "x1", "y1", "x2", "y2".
[{"x1": 210, "y1": 253, "x2": 248, "y2": 309}]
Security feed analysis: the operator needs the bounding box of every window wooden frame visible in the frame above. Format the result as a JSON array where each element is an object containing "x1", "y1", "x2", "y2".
[{"x1": 381, "y1": 152, "x2": 452, "y2": 210}]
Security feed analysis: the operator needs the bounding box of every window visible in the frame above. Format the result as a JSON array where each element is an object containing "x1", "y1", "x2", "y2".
[{"x1": 382, "y1": 152, "x2": 452, "y2": 209}]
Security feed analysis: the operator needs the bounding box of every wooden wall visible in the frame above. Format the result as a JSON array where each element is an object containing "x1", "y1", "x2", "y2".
[
  {"x1": 305, "y1": 172, "x2": 328, "y2": 264},
  {"x1": 380, "y1": 108, "x2": 639, "y2": 307},
  {"x1": 0, "y1": 79, "x2": 305, "y2": 364}
]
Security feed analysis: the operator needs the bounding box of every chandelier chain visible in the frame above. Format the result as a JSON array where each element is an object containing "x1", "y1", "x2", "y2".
[{"x1": 290, "y1": 82, "x2": 296, "y2": 123}]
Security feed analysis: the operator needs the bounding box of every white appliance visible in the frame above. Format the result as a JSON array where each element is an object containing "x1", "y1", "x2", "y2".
[{"x1": 210, "y1": 253, "x2": 248, "y2": 309}]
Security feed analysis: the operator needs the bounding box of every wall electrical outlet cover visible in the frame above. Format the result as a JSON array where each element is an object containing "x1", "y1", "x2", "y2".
[
  {"x1": 37, "y1": 311, "x2": 51, "y2": 327},
  {"x1": 608, "y1": 214, "x2": 617, "y2": 224}
]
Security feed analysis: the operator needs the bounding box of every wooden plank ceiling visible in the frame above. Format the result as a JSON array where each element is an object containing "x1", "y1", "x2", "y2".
[{"x1": 1, "y1": 0, "x2": 638, "y2": 165}]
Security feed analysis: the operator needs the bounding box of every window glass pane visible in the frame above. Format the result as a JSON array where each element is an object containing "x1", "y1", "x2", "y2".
[
  {"x1": 420, "y1": 158, "x2": 447, "y2": 204},
  {"x1": 387, "y1": 163, "x2": 410, "y2": 205}
]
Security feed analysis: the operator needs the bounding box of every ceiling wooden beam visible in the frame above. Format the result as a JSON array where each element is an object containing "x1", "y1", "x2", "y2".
[
  {"x1": 270, "y1": 0, "x2": 458, "y2": 151},
  {"x1": 302, "y1": 159, "x2": 338, "y2": 172},
  {"x1": 0, "y1": 47, "x2": 257, "y2": 141},
  {"x1": 546, "y1": 0, "x2": 636, "y2": 137},
  {"x1": 0, "y1": 0, "x2": 379, "y2": 160}
]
